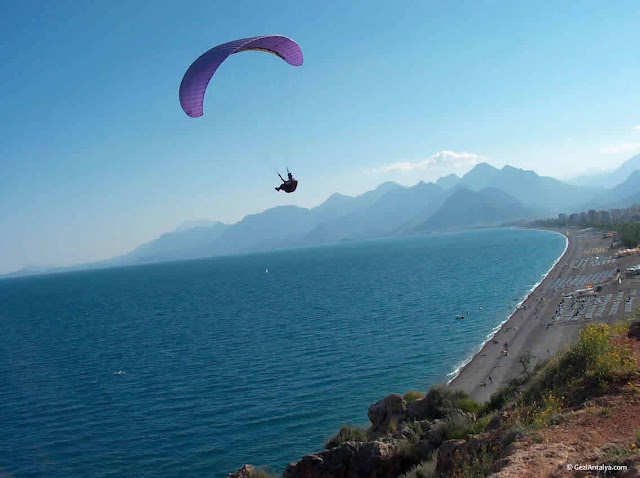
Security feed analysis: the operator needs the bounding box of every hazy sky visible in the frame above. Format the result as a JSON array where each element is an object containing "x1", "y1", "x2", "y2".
[{"x1": 2, "y1": 1, "x2": 640, "y2": 274}]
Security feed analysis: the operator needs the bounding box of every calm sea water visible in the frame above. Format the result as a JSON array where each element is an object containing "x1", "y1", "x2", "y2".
[{"x1": 0, "y1": 228, "x2": 566, "y2": 477}]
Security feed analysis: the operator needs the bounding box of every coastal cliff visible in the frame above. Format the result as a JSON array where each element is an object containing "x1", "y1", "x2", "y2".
[
  {"x1": 228, "y1": 227, "x2": 640, "y2": 477},
  {"x1": 230, "y1": 312, "x2": 640, "y2": 478}
]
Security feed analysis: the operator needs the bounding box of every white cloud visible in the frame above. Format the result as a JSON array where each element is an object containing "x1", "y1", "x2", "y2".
[
  {"x1": 369, "y1": 150, "x2": 483, "y2": 174},
  {"x1": 632, "y1": 125, "x2": 640, "y2": 132},
  {"x1": 600, "y1": 142, "x2": 640, "y2": 155}
]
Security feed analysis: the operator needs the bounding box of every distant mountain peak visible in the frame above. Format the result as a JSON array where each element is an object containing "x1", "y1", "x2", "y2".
[
  {"x1": 474, "y1": 162, "x2": 499, "y2": 171},
  {"x1": 327, "y1": 192, "x2": 350, "y2": 200},
  {"x1": 435, "y1": 173, "x2": 461, "y2": 189},
  {"x1": 413, "y1": 185, "x2": 534, "y2": 232},
  {"x1": 374, "y1": 181, "x2": 403, "y2": 192},
  {"x1": 175, "y1": 219, "x2": 222, "y2": 232},
  {"x1": 459, "y1": 162, "x2": 501, "y2": 189},
  {"x1": 567, "y1": 153, "x2": 640, "y2": 188}
]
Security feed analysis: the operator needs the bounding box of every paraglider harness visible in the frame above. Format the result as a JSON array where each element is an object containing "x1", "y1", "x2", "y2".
[{"x1": 276, "y1": 169, "x2": 298, "y2": 193}]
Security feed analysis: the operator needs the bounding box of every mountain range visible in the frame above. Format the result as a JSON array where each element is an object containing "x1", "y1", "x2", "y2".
[
  {"x1": 5, "y1": 156, "x2": 640, "y2": 278},
  {"x1": 568, "y1": 154, "x2": 640, "y2": 188}
]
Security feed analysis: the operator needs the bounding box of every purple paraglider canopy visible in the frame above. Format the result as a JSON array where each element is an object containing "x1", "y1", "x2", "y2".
[{"x1": 179, "y1": 35, "x2": 303, "y2": 118}]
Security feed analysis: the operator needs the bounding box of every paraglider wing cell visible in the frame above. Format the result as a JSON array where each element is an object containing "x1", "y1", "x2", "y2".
[{"x1": 179, "y1": 35, "x2": 303, "y2": 118}]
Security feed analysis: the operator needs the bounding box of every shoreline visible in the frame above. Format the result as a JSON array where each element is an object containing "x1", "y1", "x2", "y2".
[
  {"x1": 446, "y1": 228, "x2": 570, "y2": 384},
  {"x1": 449, "y1": 225, "x2": 640, "y2": 402},
  {"x1": 448, "y1": 226, "x2": 596, "y2": 402}
]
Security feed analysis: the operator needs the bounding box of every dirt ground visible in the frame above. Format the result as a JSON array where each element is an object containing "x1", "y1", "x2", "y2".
[{"x1": 491, "y1": 334, "x2": 640, "y2": 478}]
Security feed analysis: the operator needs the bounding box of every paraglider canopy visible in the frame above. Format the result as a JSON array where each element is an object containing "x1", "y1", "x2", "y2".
[{"x1": 179, "y1": 35, "x2": 303, "y2": 118}]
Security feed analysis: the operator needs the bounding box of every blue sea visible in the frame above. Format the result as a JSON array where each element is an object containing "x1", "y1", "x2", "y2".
[{"x1": 0, "y1": 228, "x2": 566, "y2": 477}]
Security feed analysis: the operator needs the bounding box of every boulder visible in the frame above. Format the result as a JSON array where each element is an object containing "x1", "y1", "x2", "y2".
[
  {"x1": 367, "y1": 393, "x2": 407, "y2": 438},
  {"x1": 485, "y1": 412, "x2": 509, "y2": 432},
  {"x1": 227, "y1": 464, "x2": 254, "y2": 478},
  {"x1": 435, "y1": 439, "x2": 466, "y2": 475},
  {"x1": 394, "y1": 420, "x2": 432, "y2": 442},
  {"x1": 406, "y1": 387, "x2": 463, "y2": 421},
  {"x1": 284, "y1": 441, "x2": 395, "y2": 478},
  {"x1": 628, "y1": 325, "x2": 640, "y2": 340},
  {"x1": 617, "y1": 454, "x2": 640, "y2": 478},
  {"x1": 406, "y1": 396, "x2": 431, "y2": 421}
]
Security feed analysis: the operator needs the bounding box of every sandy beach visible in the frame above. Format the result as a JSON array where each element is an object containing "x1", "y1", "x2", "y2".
[{"x1": 450, "y1": 227, "x2": 640, "y2": 402}]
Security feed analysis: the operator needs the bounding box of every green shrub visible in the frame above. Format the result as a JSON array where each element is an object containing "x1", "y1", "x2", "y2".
[
  {"x1": 466, "y1": 413, "x2": 493, "y2": 435},
  {"x1": 500, "y1": 423, "x2": 528, "y2": 448},
  {"x1": 487, "y1": 376, "x2": 526, "y2": 411},
  {"x1": 606, "y1": 445, "x2": 632, "y2": 459},
  {"x1": 521, "y1": 323, "x2": 635, "y2": 406},
  {"x1": 419, "y1": 385, "x2": 469, "y2": 420},
  {"x1": 325, "y1": 424, "x2": 367, "y2": 449},
  {"x1": 403, "y1": 421, "x2": 428, "y2": 443},
  {"x1": 394, "y1": 440, "x2": 433, "y2": 470},
  {"x1": 394, "y1": 439, "x2": 420, "y2": 460},
  {"x1": 403, "y1": 390, "x2": 425, "y2": 403},
  {"x1": 249, "y1": 468, "x2": 279, "y2": 478},
  {"x1": 450, "y1": 445, "x2": 495, "y2": 478},
  {"x1": 442, "y1": 414, "x2": 474, "y2": 440},
  {"x1": 455, "y1": 397, "x2": 484, "y2": 415},
  {"x1": 398, "y1": 458, "x2": 436, "y2": 478}
]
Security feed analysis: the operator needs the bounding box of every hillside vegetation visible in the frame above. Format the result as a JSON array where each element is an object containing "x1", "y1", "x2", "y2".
[{"x1": 234, "y1": 310, "x2": 640, "y2": 478}]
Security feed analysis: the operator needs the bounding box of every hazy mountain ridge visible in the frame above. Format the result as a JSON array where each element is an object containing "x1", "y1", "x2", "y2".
[
  {"x1": 414, "y1": 187, "x2": 537, "y2": 232},
  {"x1": 295, "y1": 181, "x2": 448, "y2": 245},
  {"x1": 116, "y1": 221, "x2": 231, "y2": 264},
  {"x1": 435, "y1": 173, "x2": 461, "y2": 189},
  {"x1": 568, "y1": 154, "x2": 640, "y2": 188},
  {"x1": 575, "y1": 169, "x2": 640, "y2": 212},
  {"x1": 457, "y1": 163, "x2": 601, "y2": 215},
  {"x1": 5, "y1": 158, "x2": 640, "y2": 278}
]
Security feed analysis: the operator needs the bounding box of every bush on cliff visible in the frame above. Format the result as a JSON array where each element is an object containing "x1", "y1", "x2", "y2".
[
  {"x1": 521, "y1": 322, "x2": 636, "y2": 406},
  {"x1": 403, "y1": 390, "x2": 425, "y2": 403},
  {"x1": 487, "y1": 376, "x2": 526, "y2": 411},
  {"x1": 248, "y1": 468, "x2": 279, "y2": 478},
  {"x1": 398, "y1": 458, "x2": 436, "y2": 478},
  {"x1": 325, "y1": 424, "x2": 367, "y2": 449},
  {"x1": 454, "y1": 397, "x2": 484, "y2": 415},
  {"x1": 401, "y1": 420, "x2": 430, "y2": 444},
  {"x1": 420, "y1": 386, "x2": 469, "y2": 420},
  {"x1": 448, "y1": 444, "x2": 495, "y2": 478},
  {"x1": 393, "y1": 440, "x2": 429, "y2": 469}
]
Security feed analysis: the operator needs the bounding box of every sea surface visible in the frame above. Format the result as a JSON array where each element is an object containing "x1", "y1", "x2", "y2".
[{"x1": 0, "y1": 228, "x2": 566, "y2": 477}]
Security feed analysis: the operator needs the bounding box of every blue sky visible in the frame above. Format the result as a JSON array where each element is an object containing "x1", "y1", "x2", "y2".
[{"x1": 1, "y1": 0, "x2": 640, "y2": 273}]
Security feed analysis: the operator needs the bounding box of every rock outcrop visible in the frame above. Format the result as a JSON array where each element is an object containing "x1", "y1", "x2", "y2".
[
  {"x1": 628, "y1": 321, "x2": 640, "y2": 340},
  {"x1": 367, "y1": 394, "x2": 407, "y2": 438},
  {"x1": 488, "y1": 443, "x2": 574, "y2": 478},
  {"x1": 617, "y1": 455, "x2": 640, "y2": 477},
  {"x1": 435, "y1": 439, "x2": 467, "y2": 475},
  {"x1": 283, "y1": 441, "x2": 395, "y2": 478},
  {"x1": 227, "y1": 464, "x2": 255, "y2": 478}
]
